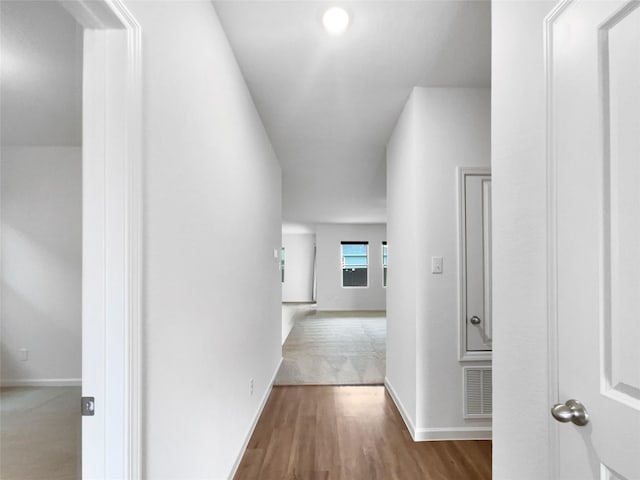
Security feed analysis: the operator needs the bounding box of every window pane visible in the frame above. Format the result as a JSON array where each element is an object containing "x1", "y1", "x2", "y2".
[
  {"x1": 343, "y1": 267, "x2": 368, "y2": 287},
  {"x1": 341, "y1": 242, "x2": 368, "y2": 287},
  {"x1": 342, "y1": 244, "x2": 367, "y2": 256},
  {"x1": 343, "y1": 255, "x2": 367, "y2": 267}
]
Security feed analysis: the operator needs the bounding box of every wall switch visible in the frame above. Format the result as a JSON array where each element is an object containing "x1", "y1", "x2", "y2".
[
  {"x1": 431, "y1": 256, "x2": 443, "y2": 274},
  {"x1": 19, "y1": 348, "x2": 28, "y2": 361},
  {"x1": 249, "y1": 378, "x2": 254, "y2": 396}
]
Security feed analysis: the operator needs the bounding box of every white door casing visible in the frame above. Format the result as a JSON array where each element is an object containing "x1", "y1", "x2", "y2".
[
  {"x1": 60, "y1": 1, "x2": 142, "y2": 478},
  {"x1": 546, "y1": 1, "x2": 640, "y2": 478},
  {"x1": 458, "y1": 167, "x2": 492, "y2": 361}
]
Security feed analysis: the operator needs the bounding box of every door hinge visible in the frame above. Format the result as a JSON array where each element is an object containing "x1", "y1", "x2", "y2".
[{"x1": 81, "y1": 396, "x2": 95, "y2": 416}]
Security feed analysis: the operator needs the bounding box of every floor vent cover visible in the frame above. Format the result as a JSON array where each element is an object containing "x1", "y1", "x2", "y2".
[{"x1": 464, "y1": 366, "x2": 492, "y2": 419}]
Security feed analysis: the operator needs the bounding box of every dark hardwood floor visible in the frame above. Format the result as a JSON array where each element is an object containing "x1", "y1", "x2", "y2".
[{"x1": 234, "y1": 386, "x2": 491, "y2": 480}]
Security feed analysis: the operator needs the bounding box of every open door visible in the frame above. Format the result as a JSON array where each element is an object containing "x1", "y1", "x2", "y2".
[{"x1": 547, "y1": 1, "x2": 640, "y2": 478}]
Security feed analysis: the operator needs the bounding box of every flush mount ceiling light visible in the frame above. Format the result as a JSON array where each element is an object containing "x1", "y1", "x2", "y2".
[{"x1": 322, "y1": 7, "x2": 350, "y2": 36}]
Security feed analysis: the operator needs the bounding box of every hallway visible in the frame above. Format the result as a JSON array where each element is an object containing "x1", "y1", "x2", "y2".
[{"x1": 234, "y1": 386, "x2": 491, "y2": 480}]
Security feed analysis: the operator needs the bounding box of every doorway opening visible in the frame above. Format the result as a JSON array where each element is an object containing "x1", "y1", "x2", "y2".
[
  {"x1": 1, "y1": 2, "x2": 83, "y2": 477},
  {"x1": 277, "y1": 223, "x2": 387, "y2": 386},
  {"x1": 1, "y1": 1, "x2": 142, "y2": 478}
]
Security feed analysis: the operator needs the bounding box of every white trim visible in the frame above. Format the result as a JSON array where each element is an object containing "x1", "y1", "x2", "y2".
[
  {"x1": 228, "y1": 357, "x2": 283, "y2": 480},
  {"x1": 60, "y1": 1, "x2": 142, "y2": 479},
  {"x1": 456, "y1": 166, "x2": 492, "y2": 362},
  {"x1": 1, "y1": 378, "x2": 82, "y2": 387},
  {"x1": 482, "y1": 179, "x2": 492, "y2": 342},
  {"x1": 385, "y1": 378, "x2": 492, "y2": 441},
  {"x1": 544, "y1": 2, "x2": 574, "y2": 480},
  {"x1": 60, "y1": 0, "x2": 122, "y2": 28},
  {"x1": 384, "y1": 377, "x2": 417, "y2": 439},
  {"x1": 110, "y1": 4, "x2": 143, "y2": 479},
  {"x1": 460, "y1": 350, "x2": 492, "y2": 362},
  {"x1": 413, "y1": 426, "x2": 492, "y2": 441}
]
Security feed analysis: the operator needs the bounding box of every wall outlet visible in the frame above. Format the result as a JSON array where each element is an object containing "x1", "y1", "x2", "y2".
[
  {"x1": 19, "y1": 348, "x2": 28, "y2": 361},
  {"x1": 249, "y1": 378, "x2": 254, "y2": 396}
]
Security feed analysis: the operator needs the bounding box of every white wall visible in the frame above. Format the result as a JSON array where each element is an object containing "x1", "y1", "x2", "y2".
[
  {"x1": 492, "y1": 2, "x2": 555, "y2": 478},
  {"x1": 281, "y1": 303, "x2": 315, "y2": 345},
  {"x1": 1, "y1": 147, "x2": 82, "y2": 385},
  {"x1": 386, "y1": 97, "x2": 418, "y2": 428},
  {"x1": 281, "y1": 233, "x2": 315, "y2": 303},
  {"x1": 315, "y1": 223, "x2": 386, "y2": 311},
  {"x1": 124, "y1": 2, "x2": 282, "y2": 479},
  {"x1": 386, "y1": 88, "x2": 491, "y2": 439}
]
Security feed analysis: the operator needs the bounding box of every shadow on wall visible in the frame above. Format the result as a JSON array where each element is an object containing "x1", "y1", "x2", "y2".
[
  {"x1": 281, "y1": 302, "x2": 316, "y2": 344},
  {"x1": 0, "y1": 148, "x2": 82, "y2": 386}
]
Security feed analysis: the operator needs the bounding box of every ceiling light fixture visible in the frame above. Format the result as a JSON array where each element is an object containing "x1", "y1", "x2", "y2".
[{"x1": 322, "y1": 7, "x2": 350, "y2": 36}]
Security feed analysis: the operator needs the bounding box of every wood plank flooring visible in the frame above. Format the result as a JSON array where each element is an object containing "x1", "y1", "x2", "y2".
[{"x1": 234, "y1": 386, "x2": 491, "y2": 480}]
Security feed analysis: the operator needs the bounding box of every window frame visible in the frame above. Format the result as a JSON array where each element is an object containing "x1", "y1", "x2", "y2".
[
  {"x1": 340, "y1": 241, "x2": 369, "y2": 288},
  {"x1": 382, "y1": 241, "x2": 388, "y2": 288}
]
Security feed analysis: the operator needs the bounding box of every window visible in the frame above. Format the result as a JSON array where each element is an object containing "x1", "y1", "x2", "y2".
[
  {"x1": 341, "y1": 242, "x2": 368, "y2": 287},
  {"x1": 382, "y1": 241, "x2": 388, "y2": 287},
  {"x1": 281, "y1": 248, "x2": 286, "y2": 283}
]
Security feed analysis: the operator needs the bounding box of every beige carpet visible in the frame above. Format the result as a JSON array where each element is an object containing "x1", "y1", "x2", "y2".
[
  {"x1": 0, "y1": 386, "x2": 81, "y2": 480},
  {"x1": 274, "y1": 310, "x2": 386, "y2": 385}
]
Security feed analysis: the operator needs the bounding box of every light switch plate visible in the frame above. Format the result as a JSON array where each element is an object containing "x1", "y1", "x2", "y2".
[{"x1": 431, "y1": 256, "x2": 443, "y2": 274}]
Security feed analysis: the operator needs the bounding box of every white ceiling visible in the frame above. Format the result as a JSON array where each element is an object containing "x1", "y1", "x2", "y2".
[
  {"x1": 1, "y1": 1, "x2": 82, "y2": 147},
  {"x1": 0, "y1": 1, "x2": 489, "y2": 222},
  {"x1": 213, "y1": 1, "x2": 491, "y2": 224}
]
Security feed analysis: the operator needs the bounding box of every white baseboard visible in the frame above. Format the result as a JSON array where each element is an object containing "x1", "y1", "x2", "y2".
[
  {"x1": 0, "y1": 378, "x2": 82, "y2": 387},
  {"x1": 384, "y1": 377, "x2": 417, "y2": 438},
  {"x1": 228, "y1": 357, "x2": 283, "y2": 480},
  {"x1": 414, "y1": 426, "x2": 492, "y2": 441},
  {"x1": 384, "y1": 377, "x2": 492, "y2": 442}
]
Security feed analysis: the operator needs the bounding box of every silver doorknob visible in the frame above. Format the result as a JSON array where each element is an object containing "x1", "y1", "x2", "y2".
[
  {"x1": 469, "y1": 316, "x2": 481, "y2": 326},
  {"x1": 551, "y1": 399, "x2": 589, "y2": 426}
]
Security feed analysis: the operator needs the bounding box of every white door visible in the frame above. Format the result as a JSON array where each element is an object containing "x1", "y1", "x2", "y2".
[
  {"x1": 459, "y1": 168, "x2": 492, "y2": 359},
  {"x1": 548, "y1": 1, "x2": 640, "y2": 478}
]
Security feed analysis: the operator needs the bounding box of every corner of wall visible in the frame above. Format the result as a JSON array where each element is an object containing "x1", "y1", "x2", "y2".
[
  {"x1": 384, "y1": 377, "x2": 417, "y2": 440},
  {"x1": 227, "y1": 357, "x2": 283, "y2": 480}
]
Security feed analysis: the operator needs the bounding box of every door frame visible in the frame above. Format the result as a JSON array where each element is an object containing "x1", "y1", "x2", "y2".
[
  {"x1": 60, "y1": 1, "x2": 142, "y2": 478},
  {"x1": 456, "y1": 166, "x2": 492, "y2": 362}
]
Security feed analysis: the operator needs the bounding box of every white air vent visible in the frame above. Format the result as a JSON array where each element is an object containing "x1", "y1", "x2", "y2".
[{"x1": 464, "y1": 366, "x2": 492, "y2": 418}]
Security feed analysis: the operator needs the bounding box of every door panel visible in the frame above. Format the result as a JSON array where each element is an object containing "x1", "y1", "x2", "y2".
[
  {"x1": 464, "y1": 172, "x2": 492, "y2": 352},
  {"x1": 549, "y1": 1, "x2": 640, "y2": 478},
  {"x1": 607, "y1": 2, "x2": 640, "y2": 403}
]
